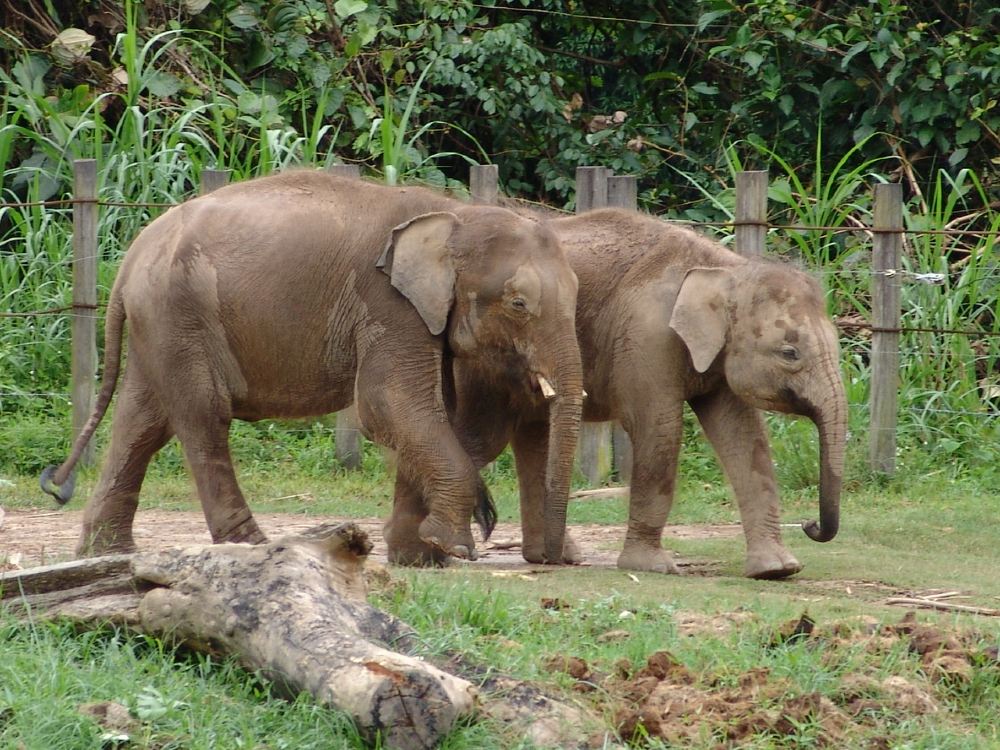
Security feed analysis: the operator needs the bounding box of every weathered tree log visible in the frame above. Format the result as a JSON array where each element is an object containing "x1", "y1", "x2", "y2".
[{"x1": 1, "y1": 523, "x2": 475, "y2": 750}]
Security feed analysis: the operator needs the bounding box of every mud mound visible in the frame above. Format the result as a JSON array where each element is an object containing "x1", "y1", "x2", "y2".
[{"x1": 542, "y1": 612, "x2": 1000, "y2": 748}]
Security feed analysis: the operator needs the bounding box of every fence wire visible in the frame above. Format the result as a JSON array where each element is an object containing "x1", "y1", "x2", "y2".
[
  {"x1": 2, "y1": 187, "x2": 998, "y2": 442},
  {"x1": 2, "y1": 196, "x2": 999, "y2": 237}
]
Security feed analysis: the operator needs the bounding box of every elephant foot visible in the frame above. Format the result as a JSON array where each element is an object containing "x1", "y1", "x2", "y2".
[
  {"x1": 744, "y1": 545, "x2": 802, "y2": 579},
  {"x1": 521, "y1": 529, "x2": 583, "y2": 565},
  {"x1": 387, "y1": 542, "x2": 450, "y2": 567},
  {"x1": 384, "y1": 511, "x2": 450, "y2": 566},
  {"x1": 418, "y1": 515, "x2": 477, "y2": 561},
  {"x1": 617, "y1": 544, "x2": 680, "y2": 575},
  {"x1": 75, "y1": 527, "x2": 138, "y2": 558}
]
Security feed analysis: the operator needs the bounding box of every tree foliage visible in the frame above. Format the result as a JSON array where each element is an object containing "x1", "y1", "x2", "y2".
[{"x1": 1, "y1": 0, "x2": 997, "y2": 211}]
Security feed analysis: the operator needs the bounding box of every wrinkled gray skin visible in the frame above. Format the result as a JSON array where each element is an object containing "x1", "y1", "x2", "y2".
[
  {"x1": 448, "y1": 208, "x2": 847, "y2": 578},
  {"x1": 41, "y1": 171, "x2": 583, "y2": 563}
]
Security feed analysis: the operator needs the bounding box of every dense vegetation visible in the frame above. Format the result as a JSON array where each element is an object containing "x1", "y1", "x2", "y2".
[
  {"x1": 1, "y1": 6, "x2": 999, "y2": 747},
  {"x1": 1, "y1": 0, "x2": 997, "y2": 483}
]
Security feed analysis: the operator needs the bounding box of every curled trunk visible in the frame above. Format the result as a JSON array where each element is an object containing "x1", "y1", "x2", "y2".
[{"x1": 802, "y1": 388, "x2": 847, "y2": 543}]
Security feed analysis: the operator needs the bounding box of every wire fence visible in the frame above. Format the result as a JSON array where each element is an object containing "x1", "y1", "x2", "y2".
[{"x1": 1, "y1": 163, "x2": 998, "y2": 478}]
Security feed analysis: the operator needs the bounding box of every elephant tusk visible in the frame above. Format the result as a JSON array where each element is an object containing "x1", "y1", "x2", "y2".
[
  {"x1": 537, "y1": 375, "x2": 556, "y2": 399},
  {"x1": 582, "y1": 389, "x2": 588, "y2": 399}
]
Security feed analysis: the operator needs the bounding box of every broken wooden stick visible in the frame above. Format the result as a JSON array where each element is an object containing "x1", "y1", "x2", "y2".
[
  {"x1": 884, "y1": 596, "x2": 1000, "y2": 617},
  {"x1": 570, "y1": 486, "x2": 629, "y2": 500},
  {"x1": 2, "y1": 523, "x2": 476, "y2": 750}
]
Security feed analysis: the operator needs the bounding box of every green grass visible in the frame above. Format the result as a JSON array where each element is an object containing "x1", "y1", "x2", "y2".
[
  {"x1": 0, "y1": 618, "x2": 368, "y2": 749},
  {"x1": 3, "y1": 453, "x2": 1000, "y2": 748}
]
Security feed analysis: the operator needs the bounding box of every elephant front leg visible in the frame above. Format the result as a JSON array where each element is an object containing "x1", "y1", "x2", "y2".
[
  {"x1": 617, "y1": 406, "x2": 685, "y2": 575},
  {"x1": 691, "y1": 390, "x2": 802, "y2": 579},
  {"x1": 356, "y1": 355, "x2": 479, "y2": 561},
  {"x1": 511, "y1": 421, "x2": 582, "y2": 564},
  {"x1": 384, "y1": 471, "x2": 449, "y2": 567}
]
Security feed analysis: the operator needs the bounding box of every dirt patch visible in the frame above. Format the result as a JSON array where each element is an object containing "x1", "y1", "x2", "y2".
[{"x1": 0, "y1": 508, "x2": 741, "y2": 571}]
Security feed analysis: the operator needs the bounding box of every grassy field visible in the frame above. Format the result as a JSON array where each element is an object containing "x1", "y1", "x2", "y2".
[{"x1": 2, "y1": 436, "x2": 999, "y2": 749}]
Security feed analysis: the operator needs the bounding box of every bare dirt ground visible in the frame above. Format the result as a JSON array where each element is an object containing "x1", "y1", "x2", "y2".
[
  {"x1": 5, "y1": 508, "x2": 998, "y2": 747},
  {"x1": 0, "y1": 508, "x2": 741, "y2": 571}
]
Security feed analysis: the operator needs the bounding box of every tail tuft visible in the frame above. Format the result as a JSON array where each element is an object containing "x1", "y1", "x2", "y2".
[
  {"x1": 473, "y1": 475, "x2": 498, "y2": 542},
  {"x1": 40, "y1": 465, "x2": 76, "y2": 505}
]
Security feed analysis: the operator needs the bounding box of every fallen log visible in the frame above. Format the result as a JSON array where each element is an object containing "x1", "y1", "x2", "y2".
[{"x1": 1, "y1": 523, "x2": 475, "y2": 750}]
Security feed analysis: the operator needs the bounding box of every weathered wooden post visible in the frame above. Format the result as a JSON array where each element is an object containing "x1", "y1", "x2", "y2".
[
  {"x1": 328, "y1": 163, "x2": 364, "y2": 470},
  {"x1": 72, "y1": 159, "x2": 98, "y2": 466},
  {"x1": 575, "y1": 167, "x2": 611, "y2": 485},
  {"x1": 470, "y1": 164, "x2": 499, "y2": 205},
  {"x1": 199, "y1": 168, "x2": 230, "y2": 194},
  {"x1": 607, "y1": 175, "x2": 637, "y2": 483},
  {"x1": 869, "y1": 183, "x2": 902, "y2": 474},
  {"x1": 734, "y1": 170, "x2": 767, "y2": 257},
  {"x1": 328, "y1": 163, "x2": 361, "y2": 180}
]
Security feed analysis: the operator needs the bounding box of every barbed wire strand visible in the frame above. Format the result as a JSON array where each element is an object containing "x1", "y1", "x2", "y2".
[
  {"x1": 1, "y1": 197, "x2": 999, "y2": 237},
  {"x1": 3, "y1": 390, "x2": 996, "y2": 421},
  {"x1": 5, "y1": 302, "x2": 1000, "y2": 340}
]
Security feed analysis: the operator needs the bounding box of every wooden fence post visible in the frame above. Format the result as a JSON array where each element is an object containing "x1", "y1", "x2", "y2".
[
  {"x1": 470, "y1": 164, "x2": 499, "y2": 205},
  {"x1": 607, "y1": 174, "x2": 637, "y2": 211},
  {"x1": 200, "y1": 168, "x2": 230, "y2": 194},
  {"x1": 72, "y1": 159, "x2": 98, "y2": 466},
  {"x1": 607, "y1": 175, "x2": 637, "y2": 484},
  {"x1": 575, "y1": 167, "x2": 611, "y2": 485},
  {"x1": 574, "y1": 165, "x2": 608, "y2": 213},
  {"x1": 734, "y1": 171, "x2": 767, "y2": 256},
  {"x1": 869, "y1": 183, "x2": 902, "y2": 474},
  {"x1": 327, "y1": 163, "x2": 364, "y2": 469}
]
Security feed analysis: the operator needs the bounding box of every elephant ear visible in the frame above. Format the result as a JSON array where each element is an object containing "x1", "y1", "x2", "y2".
[
  {"x1": 376, "y1": 212, "x2": 459, "y2": 336},
  {"x1": 668, "y1": 266, "x2": 732, "y2": 373}
]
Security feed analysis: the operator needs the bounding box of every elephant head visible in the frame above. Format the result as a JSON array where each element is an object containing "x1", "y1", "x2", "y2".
[
  {"x1": 378, "y1": 207, "x2": 583, "y2": 562},
  {"x1": 669, "y1": 262, "x2": 846, "y2": 543}
]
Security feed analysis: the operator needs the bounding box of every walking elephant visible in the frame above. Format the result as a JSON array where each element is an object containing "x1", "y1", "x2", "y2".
[
  {"x1": 444, "y1": 207, "x2": 847, "y2": 578},
  {"x1": 41, "y1": 170, "x2": 584, "y2": 564}
]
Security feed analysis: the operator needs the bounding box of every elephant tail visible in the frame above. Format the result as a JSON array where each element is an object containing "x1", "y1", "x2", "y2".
[
  {"x1": 473, "y1": 474, "x2": 498, "y2": 541},
  {"x1": 40, "y1": 287, "x2": 127, "y2": 505}
]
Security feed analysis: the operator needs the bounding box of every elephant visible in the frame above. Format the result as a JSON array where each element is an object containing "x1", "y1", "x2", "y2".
[
  {"x1": 40, "y1": 170, "x2": 584, "y2": 563},
  {"x1": 441, "y1": 207, "x2": 846, "y2": 578}
]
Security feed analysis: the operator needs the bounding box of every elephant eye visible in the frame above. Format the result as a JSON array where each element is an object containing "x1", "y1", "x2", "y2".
[
  {"x1": 509, "y1": 297, "x2": 528, "y2": 312},
  {"x1": 779, "y1": 344, "x2": 800, "y2": 362}
]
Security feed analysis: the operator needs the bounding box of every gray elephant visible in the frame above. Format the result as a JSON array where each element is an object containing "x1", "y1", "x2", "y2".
[
  {"x1": 442, "y1": 207, "x2": 846, "y2": 578},
  {"x1": 41, "y1": 170, "x2": 584, "y2": 563}
]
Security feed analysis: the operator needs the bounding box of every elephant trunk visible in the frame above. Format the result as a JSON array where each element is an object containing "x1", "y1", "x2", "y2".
[
  {"x1": 542, "y1": 341, "x2": 584, "y2": 563},
  {"x1": 802, "y1": 378, "x2": 847, "y2": 543}
]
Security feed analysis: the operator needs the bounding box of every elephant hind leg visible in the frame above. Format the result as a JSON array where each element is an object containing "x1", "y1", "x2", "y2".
[
  {"x1": 173, "y1": 414, "x2": 265, "y2": 545},
  {"x1": 77, "y1": 366, "x2": 173, "y2": 557}
]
